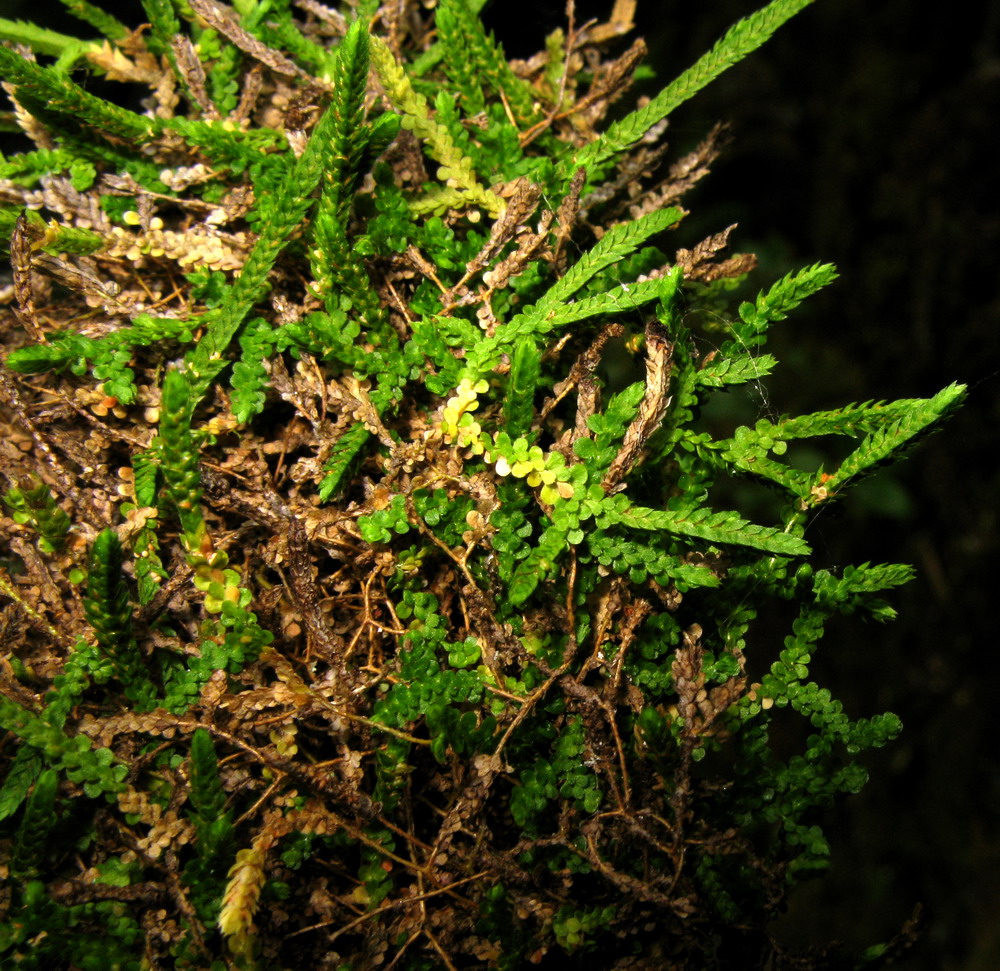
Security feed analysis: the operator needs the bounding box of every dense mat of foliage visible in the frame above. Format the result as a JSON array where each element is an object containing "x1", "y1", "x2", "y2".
[{"x1": 0, "y1": 0, "x2": 961, "y2": 967}]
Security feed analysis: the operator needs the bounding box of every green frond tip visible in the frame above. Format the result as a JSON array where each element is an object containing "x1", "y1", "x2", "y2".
[
  {"x1": 3, "y1": 478, "x2": 71, "y2": 553},
  {"x1": 84, "y1": 530, "x2": 132, "y2": 647},
  {"x1": 139, "y1": 0, "x2": 181, "y2": 57},
  {"x1": 58, "y1": 0, "x2": 130, "y2": 44},
  {"x1": 0, "y1": 206, "x2": 104, "y2": 257},
  {"x1": 822, "y1": 382, "x2": 966, "y2": 495},
  {"x1": 410, "y1": 0, "x2": 490, "y2": 76},
  {"x1": 158, "y1": 368, "x2": 206, "y2": 543},
  {"x1": 537, "y1": 213, "x2": 684, "y2": 313},
  {"x1": 319, "y1": 422, "x2": 372, "y2": 502},
  {"x1": 570, "y1": 0, "x2": 816, "y2": 175},
  {"x1": 329, "y1": 18, "x2": 371, "y2": 184},
  {"x1": 0, "y1": 751, "x2": 43, "y2": 823},
  {"x1": 189, "y1": 729, "x2": 228, "y2": 823},
  {"x1": 11, "y1": 768, "x2": 58, "y2": 878},
  {"x1": 0, "y1": 44, "x2": 157, "y2": 144},
  {"x1": 741, "y1": 262, "x2": 839, "y2": 328},
  {"x1": 504, "y1": 339, "x2": 541, "y2": 436},
  {"x1": 433, "y1": 0, "x2": 538, "y2": 125},
  {"x1": 85, "y1": 529, "x2": 156, "y2": 708},
  {"x1": 0, "y1": 696, "x2": 128, "y2": 797},
  {"x1": 311, "y1": 20, "x2": 385, "y2": 321},
  {"x1": 618, "y1": 504, "x2": 811, "y2": 557},
  {"x1": 0, "y1": 18, "x2": 95, "y2": 60},
  {"x1": 185, "y1": 87, "x2": 369, "y2": 394}
]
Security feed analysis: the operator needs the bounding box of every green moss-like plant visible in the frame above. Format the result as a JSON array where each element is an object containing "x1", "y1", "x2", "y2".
[{"x1": 0, "y1": 1, "x2": 961, "y2": 968}]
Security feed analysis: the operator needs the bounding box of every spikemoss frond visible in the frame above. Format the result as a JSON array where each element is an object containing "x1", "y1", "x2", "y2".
[
  {"x1": 434, "y1": 0, "x2": 540, "y2": 126},
  {"x1": 0, "y1": 18, "x2": 97, "y2": 61},
  {"x1": 84, "y1": 529, "x2": 157, "y2": 710},
  {"x1": 570, "y1": 0, "x2": 816, "y2": 176},
  {"x1": 0, "y1": 2, "x2": 964, "y2": 965},
  {"x1": 0, "y1": 44, "x2": 158, "y2": 143},
  {"x1": 56, "y1": 0, "x2": 129, "y2": 43},
  {"x1": 369, "y1": 34, "x2": 503, "y2": 218},
  {"x1": 10, "y1": 768, "x2": 59, "y2": 877}
]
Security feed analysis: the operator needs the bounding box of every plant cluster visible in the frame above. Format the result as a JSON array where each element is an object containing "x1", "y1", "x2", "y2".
[{"x1": 0, "y1": 0, "x2": 960, "y2": 968}]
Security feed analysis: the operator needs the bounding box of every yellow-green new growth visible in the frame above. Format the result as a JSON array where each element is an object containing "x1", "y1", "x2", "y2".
[
  {"x1": 441, "y1": 376, "x2": 489, "y2": 444},
  {"x1": 369, "y1": 35, "x2": 503, "y2": 218}
]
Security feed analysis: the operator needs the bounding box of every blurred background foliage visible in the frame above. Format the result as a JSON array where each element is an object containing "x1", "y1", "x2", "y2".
[{"x1": 2, "y1": 0, "x2": 997, "y2": 967}]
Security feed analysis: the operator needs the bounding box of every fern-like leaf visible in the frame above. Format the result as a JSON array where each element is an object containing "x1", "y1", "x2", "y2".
[
  {"x1": 84, "y1": 529, "x2": 157, "y2": 709},
  {"x1": 3, "y1": 477, "x2": 71, "y2": 553},
  {"x1": 10, "y1": 768, "x2": 58, "y2": 877},
  {"x1": 508, "y1": 525, "x2": 570, "y2": 607},
  {"x1": 139, "y1": 0, "x2": 181, "y2": 58},
  {"x1": 185, "y1": 92, "x2": 359, "y2": 396},
  {"x1": 369, "y1": 34, "x2": 503, "y2": 217},
  {"x1": 0, "y1": 696, "x2": 128, "y2": 798},
  {"x1": 319, "y1": 422, "x2": 372, "y2": 502},
  {"x1": 158, "y1": 368, "x2": 206, "y2": 546},
  {"x1": 504, "y1": 339, "x2": 541, "y2": 436},
  {"x1": 537, "y1": 211, "x2": 683, "y2": 313},
  {"x1": 615, "y1": 503, "x2": 811, "y2": 556},
  {"x1": 738, "y1": 262, "x2": 838, "y2": 334},
  {"x1": 0, "y1": 17, "x2": 95, "y2": 60},
  {"x1": 0, "y1": 44, "x2": 158, "y2": 143},
  {"x1": 570, "y1": 0, "x2": 816, "y2": 175},
  {"x1": 433, "y1": 0, "x2": 538, "y2": 125},
  {"x1": 0, "y1": 749, "x2": 43, "y2": 823},
  {"x1": 822, "y1": 383, "x2": 966, "y2": 496},
  {"x1": 696, "y1": 353, "x2": 778, "y2": 387},
  {"x1": 309, "y1": 21, "x2": 385, "y2": 320}
]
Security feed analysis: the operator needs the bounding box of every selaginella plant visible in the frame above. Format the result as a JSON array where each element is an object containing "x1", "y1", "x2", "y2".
[{"x1": 0, "y1": 0, "x2": 963, "y2": 967}]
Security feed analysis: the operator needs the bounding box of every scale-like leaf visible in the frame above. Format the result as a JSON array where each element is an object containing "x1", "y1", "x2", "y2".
[
  {"x1": 823, "y1": 383, "x2": 966, "y2": 493},
  {"x1": 535, "y1": 210, "x2": 683, "y2": 313},
  {"x1": 615, "y1": 503, "x2": 810, "y2": 556},
  {"x1": 570, "y1": 0, "x2": 815, "y2": 174}
]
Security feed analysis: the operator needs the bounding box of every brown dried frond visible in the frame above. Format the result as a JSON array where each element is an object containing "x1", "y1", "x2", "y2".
[
  {"x1": 101, "y1": 223, "x2": 252, "y2": 273},
  {"x1": 189, "y1": 0, "x2": 317, "y2": 83},
  {"x1": 138, "y1": 810, "x2": 197, "y2": 860},
  {"x1": 33, "y1": 254, "x2": 132, "y2": 317},
  {"x1": 469, "y1": 201, "x2": 554, "y2": 334},
  {"x1": 479, "y1": 212, "x2": 552, "y2": 298},
  {"x1": 629, "y1": 121, "x2": 730, "y2": 219},
  {"x1": 602, "y1": 320, "x2": 673, "y2": 492},
  {"x1": 293, "y1": 0, "x2": 347, "y2": 34},
  {"x1": 583, "y1": 0, "x2": 638, "y2": 44},
  {"x1": 457, "y1": 177, "x2": 544, "y2": 288},
  {"x1": 85, "y1": 39, "x2": 162, "y2": 85},
  {"x1": 580, "y1": 140, "x2": 671, "y2": 222},
  {"x1": 570, "y1": 38, "x2": 647, "y2": 130},
  {"x1": 233, "y1": 63, "x2": 266, "y2": 124},
  {"x1": 0, "y1": 371, "x2": 105, "y2": 530},
  {"x1": 671, "y1": 623, "x2": 746, "y2": 741},
  {"x1": 549, "y1": 165, "x2": 587, "y2": 273},
  {"x1": 540, "y1": 320, "x2": 624, "y2": 424},
  {"x1": 703, "y1": 251, "x2": 758, "y2": 281},
  {"x1": 674, "y1": 224, "x2": 759, "y2": 282},
  {"x1": 171, "y1": 35, "x2": 220, "y2": 120},
  {"x1": 10, "y1": 212, "x2": 42, "y2": 342},
  {"x1": 428, "y1": 752, "x2": 507, "y2": 884},
  {"x1": 10, "y1": 175, "x2": 108, "y2": 232}
]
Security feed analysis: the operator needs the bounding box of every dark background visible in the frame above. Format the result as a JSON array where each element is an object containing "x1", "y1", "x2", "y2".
[{"x1": 2, "y1": 0, "x2": 998, "y2": 967}]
